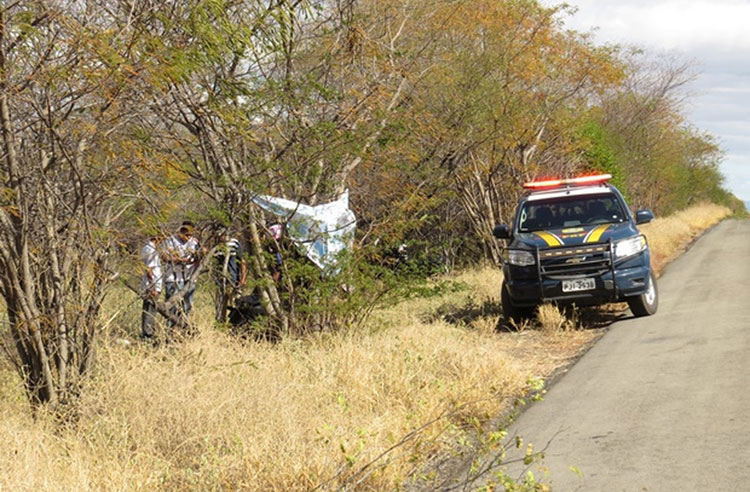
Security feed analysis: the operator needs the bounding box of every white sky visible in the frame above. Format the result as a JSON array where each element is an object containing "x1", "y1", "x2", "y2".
[{"x1": 553, "y1": 0, "x2": 750, "y2": 202}]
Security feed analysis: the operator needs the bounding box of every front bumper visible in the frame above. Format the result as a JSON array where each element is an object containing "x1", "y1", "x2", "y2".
[{"x1": 503, "y1": 248, "x2": 651, "y2": 307}]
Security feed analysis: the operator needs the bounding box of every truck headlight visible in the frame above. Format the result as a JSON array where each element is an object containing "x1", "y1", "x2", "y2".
[
  {"x1": 615, "y1": 235, "x2": 647, "y2": 259},
  {"x1": 505, "y1": 249, "x2": 536, "y2": 266}
]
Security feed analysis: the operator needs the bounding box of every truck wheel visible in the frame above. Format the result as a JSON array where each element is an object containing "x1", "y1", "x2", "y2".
[
  {"x1": 501, "y1": 281, "x2": 533, "y2": 325},
  {"x1": 627, "y1": 271, "x2": 658, "y2": 317}
]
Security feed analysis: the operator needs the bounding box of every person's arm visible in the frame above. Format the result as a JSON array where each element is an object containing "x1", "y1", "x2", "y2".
[
  {"x1": 271, "y1": 251, "x2": 282, "y2": 284},
  {"x1": 189, "y1": 240, "x2": 207, "y2": 264},
  {"x1": 145, "y1": 267, "x2": 157, "y2": 297},
  {"x1": 238, "y1": 256, "x2": 247, "y2": 286},
  {"x1": 159, "y1": 238, "x2": 182, "y2": 263}
]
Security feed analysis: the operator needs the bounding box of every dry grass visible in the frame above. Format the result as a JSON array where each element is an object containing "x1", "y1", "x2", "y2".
[
  {"x1": 640, "y1": 202, "x2": 731, "y2": 274},
  {"x1": 535, "y1": 304, "x2": 577, "y2": 334},
  {"x1": 0, "y1": 203, "x2": 731, "y2": 491},
  {"x1": 0, "y1": 276, "x2": 596, "y2": 491},
  {"x1": 1, "y1": 306, "x2": 590, "y2": 491}
]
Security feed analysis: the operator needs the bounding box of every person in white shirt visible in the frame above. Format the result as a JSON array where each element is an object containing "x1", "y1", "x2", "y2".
[
  {"x1": 161, "y1": 223, "x2": 201, "y2": 328},
  {"x1": 140, "y1": 236, "x2": 163, "y2": 340}
]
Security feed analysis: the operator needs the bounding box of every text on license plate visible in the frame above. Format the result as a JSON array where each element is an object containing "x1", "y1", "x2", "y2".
[{"x1": 562, "y1": 278, "x2": 596, "y2": 292}]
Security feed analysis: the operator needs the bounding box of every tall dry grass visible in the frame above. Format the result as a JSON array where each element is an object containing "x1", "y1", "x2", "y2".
[
  {"x1": 0, "y1": 309, "x2": 568, "y2": 490},
  {"x1": 0, "y1": 275, "x2": 594, "y2": 491},
  {"x1": 535, "y1": 304, "x2": 577, "y2": 334},
  {"x1": 0, "y1": 203, "x2": 732, "y2": 491}
]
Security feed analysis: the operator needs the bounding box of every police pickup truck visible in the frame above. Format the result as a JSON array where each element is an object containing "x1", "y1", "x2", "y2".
[{"x1": 493, "y1": 174, "x2": 658, "y2": 322}]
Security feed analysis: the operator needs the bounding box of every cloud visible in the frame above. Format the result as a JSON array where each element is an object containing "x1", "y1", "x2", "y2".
[
  {"x1": 565, "y1": 1, "x2": 750, "y2": 52},
  {"x1": 720, "y1": 157, "x2": 750, "y2": 200},
  {"x1": 553, "y1": 0, "x2": 750, "y2": 200}
]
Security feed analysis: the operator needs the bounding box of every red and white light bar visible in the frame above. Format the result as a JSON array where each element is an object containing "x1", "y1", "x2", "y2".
[{"x1": 523, "y1": 174, "x2": 612, "y2": 190}]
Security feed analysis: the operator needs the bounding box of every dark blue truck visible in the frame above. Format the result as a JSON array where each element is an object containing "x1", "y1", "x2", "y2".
[{"x1": 492, "y1": 174, "x2": 658, "y2": 322}]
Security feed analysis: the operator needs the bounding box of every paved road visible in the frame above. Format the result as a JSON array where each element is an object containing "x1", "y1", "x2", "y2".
[{"x1": 499, "y1": 219, "x2": 750, "y2": 491}]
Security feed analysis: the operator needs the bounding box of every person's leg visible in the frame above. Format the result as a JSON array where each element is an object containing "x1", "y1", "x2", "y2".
[
  {"x1": 141, "y1": 297, "x2": 156, "y2": 339},
  {"x1": 173, "y1": 280, "x2": 189, "y2": 326},
  {"x1": 164, "y1": 281, "x2": 184, "y2": 341},
  {"x1": 172, "y1": 282, "x2": 194, "y2": 337},
  {"x1": 183, "y1": 283, "x2": 195, "y2": 318},
  {"x1": 164, "y1": 282, "x2": 176, "y2": 301},
  {"x1": 215, "y1": 282, "x2": 228, "y2": 323},
  {"x1": 164, "y1": 281, "x2": 176, "y2": 318}
]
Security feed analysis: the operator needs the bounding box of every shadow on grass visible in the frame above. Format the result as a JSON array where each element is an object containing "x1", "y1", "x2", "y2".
[
  {"x1": 423, "y1": 298, "x2": 533, "y2": 333},
  {"x1": 576, "y1": 303, "x2": 628, "y2": 329},
  {"x1": 426, "y1": 298, "x2": 626, "y2": 333},
  {"x1": 423, "y1": 297, "x2": 503, "y2": 326}
]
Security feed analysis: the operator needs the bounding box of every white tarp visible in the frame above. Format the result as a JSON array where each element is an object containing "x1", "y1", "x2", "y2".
[{"x1": 252, "y1": 190, "x2": 356, "y2": 273}]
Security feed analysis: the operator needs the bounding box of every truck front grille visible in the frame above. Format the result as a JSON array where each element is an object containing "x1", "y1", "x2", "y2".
[{"x1": 539, "y1": 244, "x2": 612, "y2": 278}]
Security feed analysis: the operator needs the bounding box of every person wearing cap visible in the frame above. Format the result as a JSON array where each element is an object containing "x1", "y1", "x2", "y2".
[{"x1": 161, "y1": 223, "x2": 201, "y2": 327}]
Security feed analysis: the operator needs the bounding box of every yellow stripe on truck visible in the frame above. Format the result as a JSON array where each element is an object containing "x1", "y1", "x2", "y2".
[
  {"x1": 585, "y1": 224, "x2": 610, "y2": 243},
  {"x1": 534, "y1": 231, "x2": 563, "y2": 247}
]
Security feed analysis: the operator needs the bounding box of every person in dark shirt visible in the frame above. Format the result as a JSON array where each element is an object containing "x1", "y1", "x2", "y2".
[{"x1": 214, "y1": 231, "x2": 247, "y2": 323}]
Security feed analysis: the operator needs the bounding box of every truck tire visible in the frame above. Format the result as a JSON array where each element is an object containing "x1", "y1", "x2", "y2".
[
  {"x1": 627, "y1": 271, "x2": 658, "y2": 317},
  {"x1": 501, "y1": 281, "x2": 533, "y2": 325}
]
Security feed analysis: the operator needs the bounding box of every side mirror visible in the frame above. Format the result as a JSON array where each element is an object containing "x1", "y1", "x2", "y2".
[
  {"x1": 635, "y1": 209, "x2": 654, "y2": 225},
  {"x1": 493, "y1": 224, "x2": 511, "y2": 239}
]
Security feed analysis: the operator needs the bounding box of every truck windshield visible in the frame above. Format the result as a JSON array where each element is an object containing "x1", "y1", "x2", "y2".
[{"x1": 518, "y1": 193, "x2": 626, "y2": 232}]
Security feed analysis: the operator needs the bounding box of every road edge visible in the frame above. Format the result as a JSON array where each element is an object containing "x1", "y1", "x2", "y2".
[{"x1": 407, "y1": 217, "x2": 731, "y2": 491}]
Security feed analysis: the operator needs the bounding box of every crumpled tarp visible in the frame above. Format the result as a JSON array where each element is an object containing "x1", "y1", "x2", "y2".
[{"x1": 252, "y1": 190, "x2": 356, "y2": 273}]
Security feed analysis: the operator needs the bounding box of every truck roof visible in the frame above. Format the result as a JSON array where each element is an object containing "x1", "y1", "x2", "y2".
[{"x1": 526, "y1": 184, "x2": 614, "y2": 202}]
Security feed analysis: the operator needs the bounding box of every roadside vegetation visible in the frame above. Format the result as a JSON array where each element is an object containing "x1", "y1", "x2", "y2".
[
  {"x1": 0, "y1": 203, "x2": 732, "y2": 491},
  {"x1": 0, "y1": 0, "x2": 744, "y2": 490}
]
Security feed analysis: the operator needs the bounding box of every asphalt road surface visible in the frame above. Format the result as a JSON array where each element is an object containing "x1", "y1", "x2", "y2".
[{"x1": 499, "y1": 219, "x2": 750, "y2": 491}]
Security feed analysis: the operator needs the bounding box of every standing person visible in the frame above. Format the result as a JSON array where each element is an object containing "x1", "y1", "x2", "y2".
[
  {"x1": 140, "y1": 235, "x2": 163, "y2": 341},
  {"x1": 162, "y1": 223, "x2": 201, "y2": 328},
  {"x1": 266, "y1": 223, "x2": 284, "y2": 284},
  {"x1": 214, "y1": 231, "x2": 247, "y2": 323}
]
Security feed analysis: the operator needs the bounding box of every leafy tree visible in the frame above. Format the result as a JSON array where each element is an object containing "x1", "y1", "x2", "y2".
[
  {"x1": 592, "y1": 50, "x2": 736, "y2": 215},
  {"x1": 578, "y1": 118, "x2": 627, "y2": 197},
  {"x1": 121, "y1": 0, "x2": 437, "y2": 334},
  {"x1": 0, "y1": 1, "x2": 159, "y2": 407},
  {"x1": 366, "y1": 0, "x2": 622, "y2": 264},
  {"x1": 0, "y1": 0, "x2": 742, "y2": 410}
]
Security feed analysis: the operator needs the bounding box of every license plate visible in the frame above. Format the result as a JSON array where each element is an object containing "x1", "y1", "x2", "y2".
[{"x1": 562, "y1": 278, "x2": 596, "y2": 292}]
